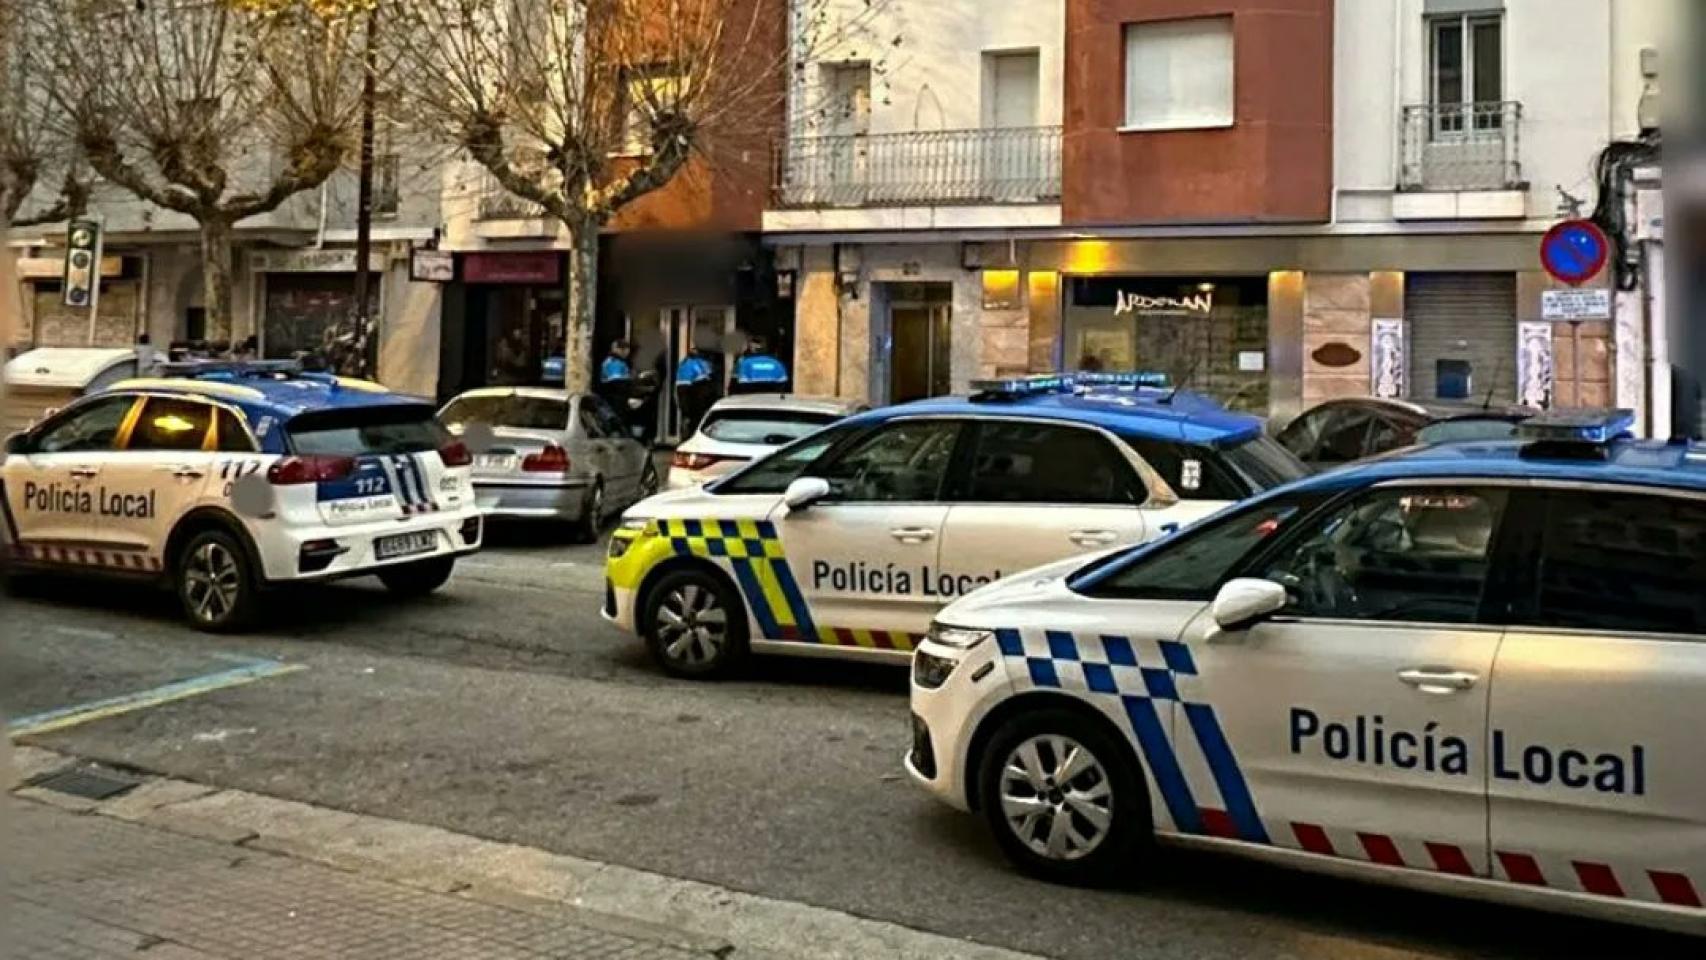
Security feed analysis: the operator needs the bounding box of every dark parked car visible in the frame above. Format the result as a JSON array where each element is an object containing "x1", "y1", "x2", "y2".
[{"x1": 1276, "y1": 397, "x2": 1536, "y2": 467}]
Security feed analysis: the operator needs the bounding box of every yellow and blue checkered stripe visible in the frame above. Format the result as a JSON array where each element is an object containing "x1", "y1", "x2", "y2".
[{"x1": 660, "y1": 518, "x2": 920, "y2": 652}]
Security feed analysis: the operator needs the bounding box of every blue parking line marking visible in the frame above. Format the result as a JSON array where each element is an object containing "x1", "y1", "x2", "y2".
[{"x1": 8, "y1": 657, "x2": 306, "y2": 738}]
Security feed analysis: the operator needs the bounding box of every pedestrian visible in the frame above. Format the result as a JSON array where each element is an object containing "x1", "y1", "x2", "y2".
[
  {"x1": 134, "y1": 333, "x2": 167, "y2": 376},
  {"x1": 730, "y1": 335, "x2": 788, "y2": 395},
  {"x1": 231, "y1": 335, "x2": 259, "y2": 362},
  {"x1": 596, "y1": 339, "x2": 635, "y2": 419},
  {"x1": 674, "y1": 344, "x2": 717, "y2": 437}
]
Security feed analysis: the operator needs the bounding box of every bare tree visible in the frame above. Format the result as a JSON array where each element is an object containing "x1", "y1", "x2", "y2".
[
  {"x1": 29, "y1": 0, "x2": 377, "y2": 341},
  {"x1": 1, "y1": 3, "x2": 92, "y2": 231},
  {"x1": 385, "y1": 0, "x2": 891, "y2": 392}
]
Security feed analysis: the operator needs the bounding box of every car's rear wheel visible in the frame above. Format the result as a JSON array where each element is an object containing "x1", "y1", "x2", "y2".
[
  {"x1": 176, "y1": 529, "x2": 259, "y2": 633},
  {"x1": 378, "y1": 556, "x2": 455, "y2": 597},
  {"x1": 573, "y1": 481, "x2": 605, "y2": 544},
  {"x1": 638, "y1": 460, "x2": 660, "y2": 500},
  {"x1": 642, "y1": 568, "x2": 747, "y2": 679},
  {"x1": 978, "y1": 708, "x2": 1149, "y2": 885}
]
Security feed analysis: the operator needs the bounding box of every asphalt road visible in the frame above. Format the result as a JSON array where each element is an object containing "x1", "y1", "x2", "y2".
[{"x1": 3, "y1": 528, "x2": 1696, "y2": 960}]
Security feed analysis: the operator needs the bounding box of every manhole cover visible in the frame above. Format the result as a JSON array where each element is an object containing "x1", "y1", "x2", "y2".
[{"x1": 30, "y1": 765, "x2": 141, "y2": 801}]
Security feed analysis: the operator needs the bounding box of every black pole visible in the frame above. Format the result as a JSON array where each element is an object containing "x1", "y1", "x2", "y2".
[{"x1": 352, "y1": 4, "x2": 378, "y2": 379}]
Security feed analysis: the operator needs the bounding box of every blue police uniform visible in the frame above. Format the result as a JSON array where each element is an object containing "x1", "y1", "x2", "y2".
[
  {"x1": 675, "y1": 355, "x2": 713, "y2": 386},
  {"x1": 600, "y1": 355, "x2": 633, "y2": 384},
  {"x1": 733, "y1": 354, "x2": 788, "y2": 386}
]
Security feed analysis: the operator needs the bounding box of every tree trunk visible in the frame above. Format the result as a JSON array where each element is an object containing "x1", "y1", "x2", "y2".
[
  {"x1": 198, "y1": 216, "x2": 236, "y2": 344},
  {"x1": 564, "y1": 216, "x2": 600, "y2": 394}
]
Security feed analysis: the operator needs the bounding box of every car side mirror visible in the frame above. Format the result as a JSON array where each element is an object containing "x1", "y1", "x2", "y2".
[
  {"x1": 783, "y1": 476, "x2": 832, "y2": 511},
  {"x1": 4, "y1": 432, "x2": 29, "y2": 455},
  {"x1": 1210, "y1": 578, "x2": 1288, "y2": 633}
]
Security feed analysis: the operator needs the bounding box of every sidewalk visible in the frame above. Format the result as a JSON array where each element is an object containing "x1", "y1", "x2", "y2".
[
  {"x1": 4, "y1": 747, "x2": 1044, "y2": 960},
  {"x1": 3, "y1": 801, "x2": 710, "y2": 960}
]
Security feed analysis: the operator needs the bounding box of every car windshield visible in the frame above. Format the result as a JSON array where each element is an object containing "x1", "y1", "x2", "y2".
[
  {"x1": 1221, "y1": 435, "x2": 1310, "y2": 489},
  {"x1": 287, "y1": 405, "x2": 449, "y2": 456},
  {"x1": 1417, "y1": 417, "x2": 1524, "y2": 445},
  {"x1": 699, "y1": 409, "x2": 839, "y2": 445},
  {"x1": 440, "y1": 394, "x2": 568, "y2": 431}
]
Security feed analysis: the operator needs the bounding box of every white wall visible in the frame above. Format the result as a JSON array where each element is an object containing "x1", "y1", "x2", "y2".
[
  {"x1": 1335, "y1": 0, "x2": 1674, "y2": 224},
  {"x1": 794, "y1": 0, "x2": 1064, "y2": 136}
]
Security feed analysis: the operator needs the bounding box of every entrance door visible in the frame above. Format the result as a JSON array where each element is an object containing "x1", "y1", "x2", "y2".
[
  {"x1": 888, "y1": 286, "x2": 952, "y2": 404},
  {"x1": 1182, "y1": 484, "x2": 1511, "y2": 872},
  {"x1": 659, "y1": 306, "x2": 732, "y2": 442}
]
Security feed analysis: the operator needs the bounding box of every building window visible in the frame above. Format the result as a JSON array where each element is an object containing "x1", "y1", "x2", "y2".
[
  {"x1": 620, "y1": 68, "x2": 687, "y2": 156},
  {"x1": 1122, "y1": 16, "x2": 1234, "y2": 132},
  {"x1": 1429, "y1": 12, "x2": 1503, "y2": 133}
]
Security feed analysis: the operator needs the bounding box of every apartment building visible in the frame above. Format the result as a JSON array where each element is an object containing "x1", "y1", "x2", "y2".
[{"x1": 772, "y1": 0, "x2": 1673, "y2": 428}]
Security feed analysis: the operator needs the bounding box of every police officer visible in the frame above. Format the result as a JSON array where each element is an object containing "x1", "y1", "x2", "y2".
[
  {"x1": 674, "y1": 345, "x2": 717, "y2": 437},
  {"x1": 731, "y1": 335, "x2": 789, "y2": 395},
  {"x1": 597, "y1": 339, "x2": 635, "y2": 414}
]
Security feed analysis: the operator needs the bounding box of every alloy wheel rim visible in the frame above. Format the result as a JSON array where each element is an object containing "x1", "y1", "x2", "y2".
[
  {"x1": 999, "y1": 734, "x2": 1114, "y2": 861},
  {"x1": 657, "y1": 583, "x2": 727, "y2": 665},
  {"x1": 184, "y1": 542, "x2": 241, "y2": 624}
]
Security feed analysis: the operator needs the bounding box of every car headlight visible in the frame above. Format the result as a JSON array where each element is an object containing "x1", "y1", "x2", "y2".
[
  {"x1": 926, "y1": 623, "x2": 993, "y2": 650},
  {"x1": 618, "y1": 518, "x2": 651, "y2": 534},
  {"x1": 913, "y1": 650, "x2": 958, "y2": 690},
  {"x1": 608, "y1": 518, "x2": 651, "y2": 559}
]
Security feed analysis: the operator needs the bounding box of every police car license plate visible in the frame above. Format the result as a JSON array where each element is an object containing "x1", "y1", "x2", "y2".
[
  {"x1": 375, "y1": 530, "x2": 438, "y2": 560},
  {"x1": 477, "y1": 454, "x2": 517, "y2": 471}
]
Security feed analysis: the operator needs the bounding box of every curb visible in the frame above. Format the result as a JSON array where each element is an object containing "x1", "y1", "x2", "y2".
[{"x1": 11, "y1": 746, "x2": 1047, "y2": 960}]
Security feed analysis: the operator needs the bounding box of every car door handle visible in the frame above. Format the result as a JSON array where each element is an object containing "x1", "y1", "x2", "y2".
[
  {"x1": 169, "y1": 466, "x2": 206, "y2": 480},
  {"x1": 890, "y1": 527, "x2": 935, "y2": 544},
  {"x1": 1069, "y1": 529, "x2": 1120, "y2": 547},
  {"x1": 68, "y1": 466, "x2": 100, "y2": 480},
  {"x1": 1398, "y1": 668, "x2": 1479, "y2": 695}
]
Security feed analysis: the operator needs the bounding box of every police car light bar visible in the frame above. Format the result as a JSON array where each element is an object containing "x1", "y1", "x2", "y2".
[
  {"x1": 1517, "y1": 408, "x2": 1637, "y2": 445},
  {"x1": 160, "y1": 359, "x2": 303, "y2": 380},
  {"x1": 1071, "y1": 371, "x2": 1170, "y2": 389},
  {"x1": 969, "y1": 371, "x2": 1171, "y2": 401}
]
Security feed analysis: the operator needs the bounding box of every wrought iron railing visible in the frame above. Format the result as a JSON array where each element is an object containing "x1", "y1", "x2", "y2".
[
  {"x1": 774, "y1": 125, "x2": 1062, "y2": 208},
  {"x1": 1400, "y1": 101, "x2": 1524, "y2": 192}
]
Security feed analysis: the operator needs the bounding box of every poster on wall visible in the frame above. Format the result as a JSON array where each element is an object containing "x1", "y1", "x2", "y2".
[
  {"x1": 1370, "y1": 318, "x2": 1406, "y2": 399},
  {"x1": 1517, "y1": 321, "x2": 1555, "y2": 410}
]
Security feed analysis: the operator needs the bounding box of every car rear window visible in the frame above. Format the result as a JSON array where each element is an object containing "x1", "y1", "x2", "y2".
[
  {"x1": 287, "y1": 405, "x2": 448, "y2": 456},
  {"x1": 440, "y1": 394, "x2": 568, "y2": 431},
  {"x1": 1417, "y1": 417, "x2": 1523, "y2": 446},
  {"x1": 700, "y1": 409, "x2": 839, "y2": 445},
  {"x1": 1221, "y1": 435, "x2": 1310, "y2": 490},
  {"x1": 1125, "y1": 435, "x2": 1307, "y2": 501}
]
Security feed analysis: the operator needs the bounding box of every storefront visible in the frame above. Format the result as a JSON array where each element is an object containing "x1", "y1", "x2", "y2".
[
  {"x1": 13, "y1": 254, "x2": 140, "y2": 350},
  {"x1": 1064, "y1": 275, "x2": 1271, "y2": 412},
  {"x1": 1402, "y1": 272, "x2": 1520, "y2": 405},
  {"x1": 252, "y1": 249, "x2": 385, "y2": 360},
  {"x1": 437, "y1": 251, "x2": 565, "y2": 401}
]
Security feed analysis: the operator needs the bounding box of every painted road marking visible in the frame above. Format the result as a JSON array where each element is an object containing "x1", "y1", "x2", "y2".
[{"x1": 9, "y1": 658, "x2": 306, "y2": 738}]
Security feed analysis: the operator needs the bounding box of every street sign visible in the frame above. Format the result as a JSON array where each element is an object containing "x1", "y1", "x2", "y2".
[
  {"x1": 1541, "y1": 288, "x2": 1613, "y2": 321},
  {"x1": 410, "y1": 249, "x2": 454, "y2": 283},
  {"x1": 1539, "y1": 219, "x2": 1609, "y2": 287}
]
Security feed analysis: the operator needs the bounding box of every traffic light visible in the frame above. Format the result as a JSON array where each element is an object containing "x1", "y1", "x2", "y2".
[{"x1": 62, "y1": 218, "x2": 102, "y2": 309}]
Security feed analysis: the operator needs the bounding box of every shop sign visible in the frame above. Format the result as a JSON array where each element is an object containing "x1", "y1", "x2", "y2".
[
  {"x1": 411, "y1": 249, "x2": 455, "y2": 283},
  {"x1": 1541, "y1": 288, "x2": 1612, "y2": 321},
  {"x1": 17, "y1": 256, "x2": 123, "y2": 280},
  {"x1": 1517, "y1": 321, "x2": 1555, "y2": 409},
  {"x1": 1112, "y1": 289, "x2": 1214, "y2": 317},
  {"x1": 463, "y1": 251, "x2": 561, "y2": 285},
  {"x1": 1371, "y1": 318, "x2": 1406, "y2": 399},
  {"x1": 252, "y1": 249, "x2": 387, "y2": 273}
]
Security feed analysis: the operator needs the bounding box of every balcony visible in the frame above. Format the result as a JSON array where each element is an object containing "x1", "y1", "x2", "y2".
[
  {"x1": 1400, "y1": 101, "x2": 1524, "y2": 192},
  {"x1": 477, "y1": 176, "x2": 547, "y2": 220},
  {"x1": 773, "y1": 126, "x2": 1061, "y2": 209}
]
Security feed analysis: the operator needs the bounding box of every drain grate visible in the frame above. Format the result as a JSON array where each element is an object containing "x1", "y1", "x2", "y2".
[{"x1": 30, "y1": 764, "x2": 142, "y2": 801}]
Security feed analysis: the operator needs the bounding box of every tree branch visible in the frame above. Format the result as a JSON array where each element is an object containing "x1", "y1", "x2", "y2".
[{"x1": 460, "y1": 110, "x2": 570, "y2": 223}]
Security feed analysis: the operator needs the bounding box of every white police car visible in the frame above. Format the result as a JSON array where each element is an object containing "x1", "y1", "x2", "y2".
[
  {"x1": 0, "y1": 361, "x2": 483, "y2": 631},
  {"x1": 908, "y1": 410, "x2": 1706, "y2": 932},
  {"x1": 604, "y1": 374, "x2": 1306, "y2": 678}
]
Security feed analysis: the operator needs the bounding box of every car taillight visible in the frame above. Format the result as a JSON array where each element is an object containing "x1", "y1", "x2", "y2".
[
  {"x1": 268, "y1": 455, "x2": 357, "y2": 485},
  {"x1": 522, "y1": 444, "x2": 571, "y2": 473},
  {"x1": 438, "y1": 439, "x2": 472, "y2": 467},
  {"x1": 672, "y1": 451, "x2": 728, "y2": 471}
]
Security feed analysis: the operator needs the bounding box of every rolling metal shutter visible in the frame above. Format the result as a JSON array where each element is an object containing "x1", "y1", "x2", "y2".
[{"x1": 1405, "y1": 273, "x2": 1517, "y2": 404}]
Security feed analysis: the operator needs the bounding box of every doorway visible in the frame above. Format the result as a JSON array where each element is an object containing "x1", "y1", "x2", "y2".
[
  {"x1": 657, "y1": 304, "x2": 734, "y2": 441},
  {"x1": 884, "y1": 283, "x2": 952, "y2": 404}
]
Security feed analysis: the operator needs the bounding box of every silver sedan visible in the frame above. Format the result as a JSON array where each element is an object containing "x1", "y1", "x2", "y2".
[{"x1": 438, "y1": 388, "x2": 658, "y2": 541}]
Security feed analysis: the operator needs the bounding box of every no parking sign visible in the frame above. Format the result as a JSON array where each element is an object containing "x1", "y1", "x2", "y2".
[{"x1": 1539, "y1": 220, "x2": 1609, "y2": 287}]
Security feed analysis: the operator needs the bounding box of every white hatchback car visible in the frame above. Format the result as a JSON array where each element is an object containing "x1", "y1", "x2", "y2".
[{"x1": 666, "y1": 394, "x2": 862, "y2": 490}]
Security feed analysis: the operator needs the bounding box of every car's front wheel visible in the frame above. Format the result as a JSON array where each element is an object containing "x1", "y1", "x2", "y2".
[
  {"x1": 641, "y1": 568, "x2": 747, "y2": 679},
  {"x1": 176, "y1": 529, "x2": 259, "y2": 633},
  {"x1": 378, "y1": 556, "x2": 456, "y2": 597},
  {"x1": 978, "y1": 708, "x2": 1150, "y2": 885}
]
